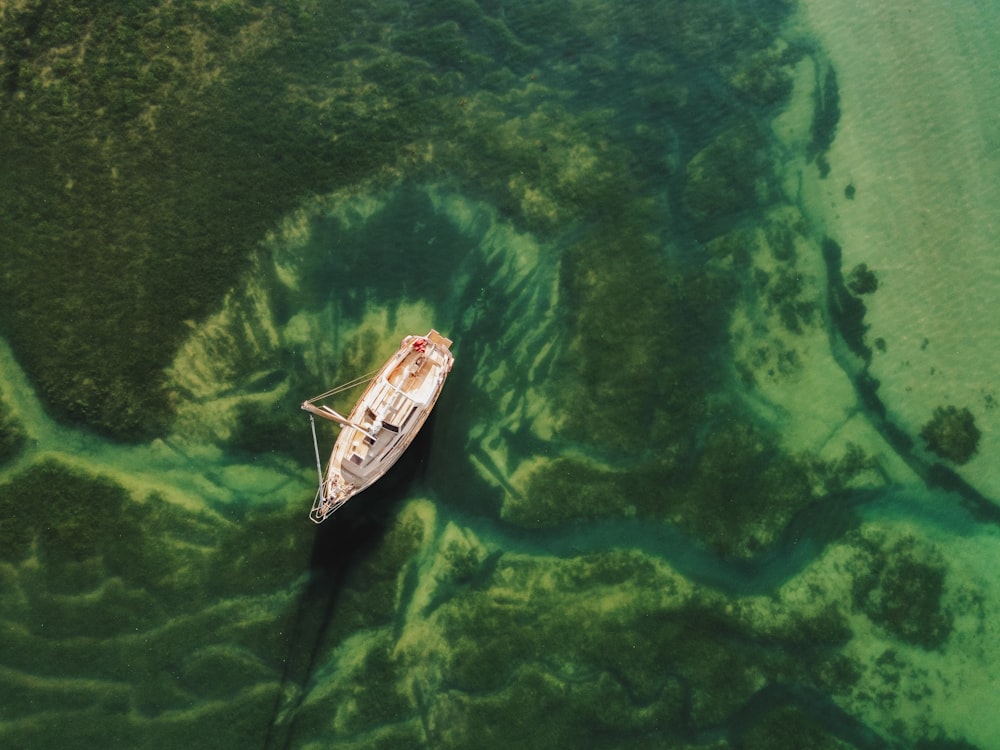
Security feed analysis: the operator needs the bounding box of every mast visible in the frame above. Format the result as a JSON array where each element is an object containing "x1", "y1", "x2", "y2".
[{"x1": 300, "y1": 401, "x2": 370, "y2": 434}]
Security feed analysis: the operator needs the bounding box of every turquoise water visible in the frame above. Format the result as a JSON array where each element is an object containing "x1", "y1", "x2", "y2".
[{"x1": 1, "y1": 1, "x2": 999, "y2": 748}]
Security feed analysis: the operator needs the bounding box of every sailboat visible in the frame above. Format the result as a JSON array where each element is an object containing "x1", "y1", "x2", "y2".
[{"x1": 301, "y1": 329, "x2": 454, "y2": 523}]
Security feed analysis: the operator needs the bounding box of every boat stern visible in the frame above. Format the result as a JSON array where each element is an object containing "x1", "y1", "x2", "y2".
[{"x1": 426, "y1": 329, "x2": 453, "y2": 349}]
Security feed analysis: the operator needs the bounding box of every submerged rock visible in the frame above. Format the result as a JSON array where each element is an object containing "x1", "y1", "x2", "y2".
[
  {"x1": 920, "y1": 405, "x2": 981, "y2": 465},
  {"x1": 846, "y1": 263, "x2": 879, "y2": 295},
  {"x1": 851, "y1": 534, "x2": 953, "y2": 649}
]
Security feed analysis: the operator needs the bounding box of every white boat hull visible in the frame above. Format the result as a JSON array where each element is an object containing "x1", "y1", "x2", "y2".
[{"x1": 303, "y1": 329, "x2": 454, "y2": 523}]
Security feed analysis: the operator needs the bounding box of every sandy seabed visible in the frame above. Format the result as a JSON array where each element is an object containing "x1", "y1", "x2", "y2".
[{"x1": 797, "y1": 0, "x2": 1000, "y2": 498}]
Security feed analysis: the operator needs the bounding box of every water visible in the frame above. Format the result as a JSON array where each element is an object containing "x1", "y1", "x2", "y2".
[
  {"x1": 798, "y1": 0, "x2": 1000, "y2": 500},
  {"x1": 1, "y1": 1, "x2": 999, "y2": 748}
]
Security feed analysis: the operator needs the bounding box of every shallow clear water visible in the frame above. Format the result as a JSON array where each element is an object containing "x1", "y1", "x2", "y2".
[{"x1": 1, "y1": 1, "x2": 999, "y2": 748}]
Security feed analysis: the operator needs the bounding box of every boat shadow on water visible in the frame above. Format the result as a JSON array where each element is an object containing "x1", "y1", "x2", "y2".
[
  {"x1": 310, "y1": 415, "x2": 435, "y2": 569},
  {"x1": 262, "y1": 417, "x2": 437, "y2": 748}
]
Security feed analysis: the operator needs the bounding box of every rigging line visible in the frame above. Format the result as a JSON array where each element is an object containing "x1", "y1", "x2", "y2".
[
  {"x1": 311, "y1": 380, "x2": 357, "y2": 402},
  {"x1": 306, "y1": 367, "x2": 380, "y2": 403},
  {"x1": 309, "y1": 414, "x2": 324, "y2": 488},
  {"x1": 331, "y1": 373, "x2": 376, "y2": 393}
]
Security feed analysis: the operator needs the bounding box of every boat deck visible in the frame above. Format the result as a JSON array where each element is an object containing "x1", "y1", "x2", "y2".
[
  {"x1": 305, "y1": 329, "x2": 453, "y2": 523},
  {"x1": 334, "y1": 333, "x2": 452, "y2": 486}
]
